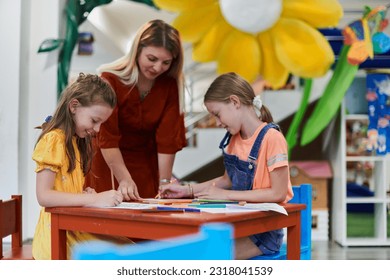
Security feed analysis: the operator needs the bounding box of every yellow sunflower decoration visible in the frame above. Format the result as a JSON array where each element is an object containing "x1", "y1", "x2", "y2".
[{"x1": 154, "y1": 0, "x2": 343, "y2": 88}]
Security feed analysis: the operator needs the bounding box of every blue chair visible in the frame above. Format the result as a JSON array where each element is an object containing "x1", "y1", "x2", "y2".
[
  {"x1": 72, "y1": 223, "x2": 233, "y2": 260},
  {"x1": 250, "y1": 183, "x2": 312, "y2": 260}
]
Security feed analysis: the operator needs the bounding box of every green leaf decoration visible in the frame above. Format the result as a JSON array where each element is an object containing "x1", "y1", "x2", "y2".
[
  {"x1": 37, "y1": 39, "x2": 65, "y2": 53},
  {"x1": 285, "y1": 78, "x2": 312, "y2": 157},
  {"x1": 300, "y1": 45, "x2": 359, "y2": 146}
]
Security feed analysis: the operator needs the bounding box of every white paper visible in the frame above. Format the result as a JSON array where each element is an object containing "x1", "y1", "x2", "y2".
[
  {"x1": 107, "y1": 202, "x2": 288, "y2": 215},
  {"x1": 229, "y1": 203, "x2": 288, "y2": 215},
  {"x1": 200, "y1": 203, "x2": 288, "y2": 215},
  {"x1": 108, "y1": 202, "x2": 157, "y2": 210}
]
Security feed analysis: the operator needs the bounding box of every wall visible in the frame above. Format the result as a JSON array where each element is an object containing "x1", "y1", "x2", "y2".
[
  {"x1": 0, "y1": 0, "x2": 21, "y2": 204},
  {"x1": 0, "y1": 0, "x2": 62, "y2": 239}
]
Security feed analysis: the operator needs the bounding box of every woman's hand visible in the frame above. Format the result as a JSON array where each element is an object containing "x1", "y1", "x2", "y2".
[
  {"x1": 100, "y1": 148, "x2": 140, "y2": 201},
  {"x1": 117, "y1": 178, "x2": 141, "y2": 201},
  {"x1": 159, "y1": 182, "x2": 189, "y2": 198}
]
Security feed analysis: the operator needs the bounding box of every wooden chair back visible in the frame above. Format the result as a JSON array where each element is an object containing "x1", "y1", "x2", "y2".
[{"x1": 0, "y1": 195, "x2": 33, "y2": 260}]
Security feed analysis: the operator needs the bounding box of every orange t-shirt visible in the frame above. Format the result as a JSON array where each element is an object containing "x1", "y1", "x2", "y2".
[{"x1": 226, "y1": 123, "x2": 293, "y2": 203}]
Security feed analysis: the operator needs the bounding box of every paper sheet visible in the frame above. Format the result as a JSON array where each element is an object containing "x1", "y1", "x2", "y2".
[
  {"x1": 108, "y1": 202, "x2": 156, "y2": 210},
  {"x1": 108, "y1": 202, "x2": 287, "y2": 215},
  {"x1": 200, "y1": 203, "x2": 288, "y2": 215}
]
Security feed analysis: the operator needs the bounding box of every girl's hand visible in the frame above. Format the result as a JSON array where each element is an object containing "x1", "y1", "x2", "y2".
[
  {"x1": 195, "y1": 184, "x2": 228, "y2": 199},
  {"x1": 159, "y1": 182, "x2": 188, "y2": 198},
  {"x1": 117, "y1": 178, "x2": 140, "y2": 201},
  {"x1": 86, "y1": 190, "x2": 123, "y2": 207},
  {"x1": 83, "y1": 187, "x2": 96, "y2": 194}
]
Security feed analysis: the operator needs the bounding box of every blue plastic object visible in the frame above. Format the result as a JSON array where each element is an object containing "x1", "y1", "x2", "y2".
[
  {"x1": 249, "y1": 184, "x2": 312, "y2": 260},
  {"x1": 72, "y1": 222, "x2": 234, "y2": 260}
]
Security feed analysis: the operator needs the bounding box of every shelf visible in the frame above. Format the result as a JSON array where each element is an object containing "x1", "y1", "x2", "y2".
[
  {"x1": 346, "y1": 156, "x2": 387, "y2": 162},
  {"x1": 330, "y1": 92, "x2": 390, "y2": 247},
  {"x1": 345, "y1": 114, "x2": 368, "y2": 120},
  {"x1": 346, "y1": 197, "x2": 386, "y2": 203}
]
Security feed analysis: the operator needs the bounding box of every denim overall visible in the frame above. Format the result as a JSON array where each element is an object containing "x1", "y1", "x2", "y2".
[{"x1": 219, "y1": 123, "x2": 284, "y2": 254}]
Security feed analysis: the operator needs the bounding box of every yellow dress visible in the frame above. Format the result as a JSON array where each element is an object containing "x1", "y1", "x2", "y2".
[{"x1": 32, "y1": 129, "x2": 130, "y2": 260}]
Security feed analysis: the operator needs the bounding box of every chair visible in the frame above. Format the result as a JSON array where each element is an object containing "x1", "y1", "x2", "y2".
[
  {"x1": 250, "y1": 183, "x2": 312, "y2": 260},
  {"x1": 0, "y1": 195, "x2": 33, "y2": 260},
  {"x1": 73, "y1": 223, "x2": 233, "y2": 260}
]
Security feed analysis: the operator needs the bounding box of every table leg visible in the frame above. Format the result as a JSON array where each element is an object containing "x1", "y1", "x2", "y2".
[
  {"x1": 286, "y1": 212, "x2": 301, "y2": 260},
  {"x1": 50, "y1": 213, "x2": 67, "y2": 260}
]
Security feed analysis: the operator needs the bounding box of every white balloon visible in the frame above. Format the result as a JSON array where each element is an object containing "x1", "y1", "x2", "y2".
[{"x1": 220, "y1": 0, "x2": 282, "y2": 34}]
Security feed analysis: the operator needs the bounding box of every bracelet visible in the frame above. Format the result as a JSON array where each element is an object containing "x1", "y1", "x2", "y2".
[
  {"x1": 188, "y1": 184, "x2": 194, "y2": 198},
  {"x1": 160, "y1": 179, "x2": 171, "y2": 184}
]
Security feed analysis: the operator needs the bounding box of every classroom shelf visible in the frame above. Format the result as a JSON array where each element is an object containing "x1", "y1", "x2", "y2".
[{"x1": 328, "y1": 97, "x2": 390, "y2": 246}]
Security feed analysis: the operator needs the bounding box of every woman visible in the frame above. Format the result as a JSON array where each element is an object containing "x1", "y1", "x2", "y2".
[{"x1": 85, "y1": 19, "x2": 187, "y2": 200}]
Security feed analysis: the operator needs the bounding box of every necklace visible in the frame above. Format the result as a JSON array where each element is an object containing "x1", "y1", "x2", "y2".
[
  {"x1": 138, "y1": 81, "x2": 155, "y2": 101},
  {"x1": 139, "y1": 89, "x2": 150, "y2": 101}
]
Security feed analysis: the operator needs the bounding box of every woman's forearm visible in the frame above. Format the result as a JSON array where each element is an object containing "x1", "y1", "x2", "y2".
[
  {"x1": 101, "y1": 148, "x2": 133, "y2": 184},
  {"x1": 158, "y1": 153, "x2": 175, "y2": 182}
]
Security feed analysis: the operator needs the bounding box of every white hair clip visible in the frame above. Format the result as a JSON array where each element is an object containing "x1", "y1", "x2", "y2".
[{"x1": 253, "y1": 95, "x2": 262, "y2": 117}]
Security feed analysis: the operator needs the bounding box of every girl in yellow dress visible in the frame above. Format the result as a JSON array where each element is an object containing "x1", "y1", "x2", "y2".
[{"x1": 32, "y1": 73, "x2": 131, "y2": 260}]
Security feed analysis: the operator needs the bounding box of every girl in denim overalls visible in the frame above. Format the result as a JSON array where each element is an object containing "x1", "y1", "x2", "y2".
[{"x1": 160, "y1": 72, "x2": 293, "y2": 259}]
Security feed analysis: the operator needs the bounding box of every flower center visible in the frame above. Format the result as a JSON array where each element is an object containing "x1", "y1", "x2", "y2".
[{"x1": 220, "y1": 0, "x2": 282, "y2": 34}]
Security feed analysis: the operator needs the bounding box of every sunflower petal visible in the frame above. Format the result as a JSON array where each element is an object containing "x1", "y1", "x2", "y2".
[
  {"x1": 273, "y1": 18, "x2": 334, "y2": 78},
  {"x1": 257, "y1": 31, "x2": 289, "y2": 89},
  {"x1": 282, "y1": 0, "x2": 343, "y2": 28},
  {"x1": 217, "y1": 30, "x2": 261, "y2": 83},
  {"x1": 172, "y1": 3, "x2": 219, "y2": 43},
  {"x1": 154, "y1": 0, "x2": 215, "y2": 12},
  {"x1": 193, "y1": 18, "x2": 232, "y2": 62}
]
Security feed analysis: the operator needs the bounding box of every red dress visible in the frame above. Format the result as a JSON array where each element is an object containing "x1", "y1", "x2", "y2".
[{"x1": 85, "y1": 72, "x2": 187, "y2": 198}]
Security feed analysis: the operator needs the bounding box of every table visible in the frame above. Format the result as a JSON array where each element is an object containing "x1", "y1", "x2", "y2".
[{"x1": 46, "y1": 203, "x2": 305, "y2": 260}]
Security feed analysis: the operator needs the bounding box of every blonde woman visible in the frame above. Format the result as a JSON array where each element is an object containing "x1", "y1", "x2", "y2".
[{"x1": 85, "y1": 19, "x2": 186, "y2": 200}]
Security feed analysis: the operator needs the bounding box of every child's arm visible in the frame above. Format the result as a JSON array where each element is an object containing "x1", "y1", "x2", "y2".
[
  {"x1": 36, "y1": 169, "x2": 123, "y2": 208},
  {"x1": 196, "y1": 166, "x2": 289, "y2": 203}
]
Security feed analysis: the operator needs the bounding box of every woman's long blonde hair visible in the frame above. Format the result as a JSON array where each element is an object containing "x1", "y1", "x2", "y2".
[{"x1": 98, "y1": 19, "x2": 185, "y2": 111}]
